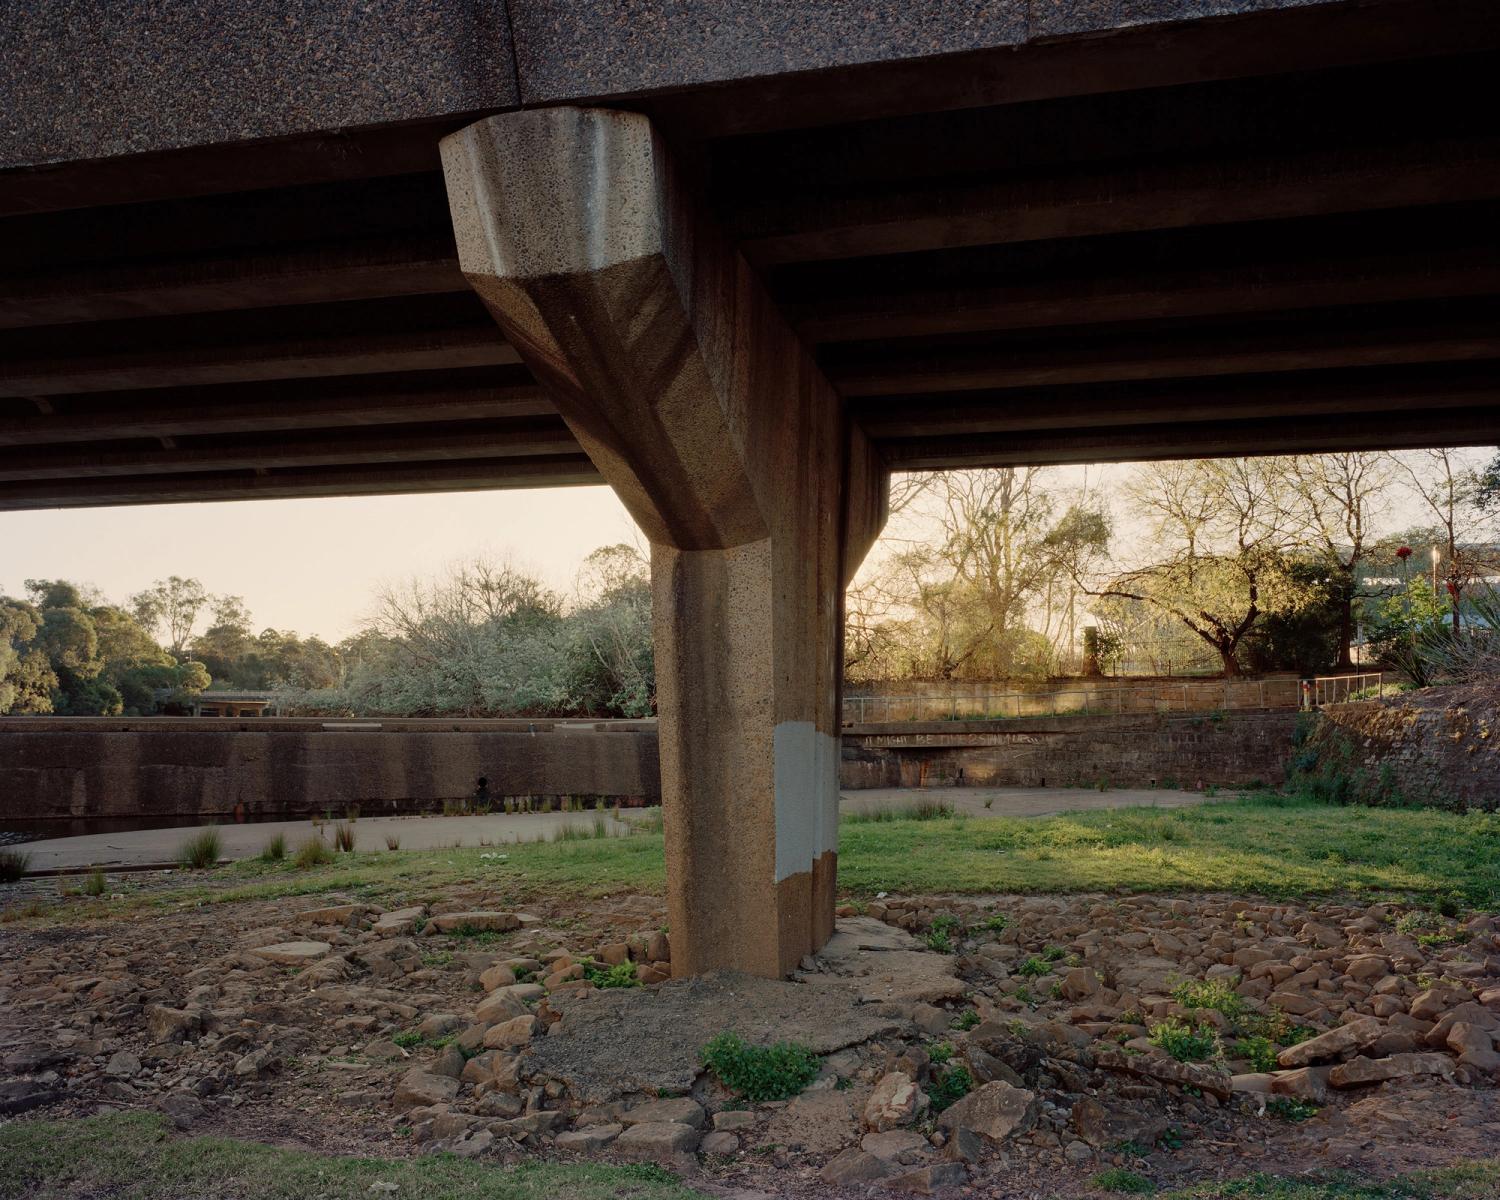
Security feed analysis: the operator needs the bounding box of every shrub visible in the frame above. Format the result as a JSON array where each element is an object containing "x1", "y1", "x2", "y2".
[
  {"x1": 83, "y1": 867, "x2": 107, "y2": 897},
  {"x1": 1147, "y1": 1018, "x2": 1219, "y2": 1064},
  {"x1": 924, "y1": 1064, "x2": 973, "y2": 1114},
  {"x1": 0, "y1": 848, "x2": 31, "y2": 883},
  {"x1": 583, "y1": 961, "x2": 641, "y2": 989},
  {"x1": 1266, "y1": 1096, "x2": 1318, "y2": 1122},
  {"x1": 332, "y1": 822, "x2": 356, "y2": 852},
  {"x1": 1238, "y1": 1035, "x2": 1278, "y2": 1073},
  {"x1": 260, "y1": 833, "x2": 286, "y2": 863},
  {"x1": 293, "y1": 838, "x2": 334, "y2": 869},
  {"x1": 1171, "y1": 977, "x2": 1246, "y2": 1020},
  {"x1": 700, "y1": 1032, "x2": 818, "y2": 1101},
  {"x1": 927, "y1": 1042, "x2": 954, "y2": 1065},
  {"x1": 952, "y1": 1009, "x2": 980, "y2": 1031},
  {"x1": 392, "y1": 1030, "x2": 422, "y2": 1049},
  {"x1": 980, "y1": 913, "x2": 1009, "y2": 933},
  {"x1": 1092, "y1": 1169, "x2": 1156, "y2": 1194},
  {"x1": 1017, "y1": 956, "x2": 1050, "y2": 978},
  {"x1": 178, "y1": 828, "x2": 222, "y2": 870}
]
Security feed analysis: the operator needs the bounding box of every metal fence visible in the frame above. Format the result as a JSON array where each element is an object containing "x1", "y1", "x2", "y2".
[{"x1": 842, "y1": 672, "x2": 1385, "y2": 725}]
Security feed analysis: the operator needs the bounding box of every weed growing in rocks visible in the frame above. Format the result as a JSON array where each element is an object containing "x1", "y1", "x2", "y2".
[
  {"x1": 924, "y1": 1063, "x2": 973, "y2": 1114},
  {"x1": 951, "y1": 1009, "x2": 980, "y2": 1031},
  {"x1": 925, "y1": 913, "x2": 962, "y2": 952},
  {"x1": 259, "y1": 834, "x2": 286, "y2": 863},
  {"x1": 980, "y1": 913, "x2": 1009, "y2": 933},
  {"x1": 1093, "y1": 1168, "x2": 1156, "y2": 1194},
  {"x1": 1265, "y1": 1097, "x2": 1319, "y2": 1122},
  {"x1": 83, "y1": 867, "x2": 106, "y2": 897},
  {"x1": 927, "y1": 1042, "x2": 954, "y2": 1065},
  {"x1": 293, "y1": 838, "x2": 334, "y2": 869},
  {"x1": 0, "y1": 848, "x2": 31, "y2": 882},
  {"x1": 583, "y1": 961, "x2": 641, "y2": 989},
  {"x1": 1018, "y1": 956, "x2": 1050, "y2": 977},
  {"x1": 1171, "y1": 977, "x2": 1247, "y2": 1020},
  {"x1": 178, "y1": 828, "x2": 221, "y2": 870},
  {"x1": 700, "y1": 1032, "x2": 818, "y2": 1102},
  {"x1": 1148, "y1": 1019, "x2": 1220, "y2": 1064},
  {"x1": 1237, "y1": 1035, "x2": 1278, "y2": 1073},
  {"x1": 392, "y1": 1030, "x2": 422, "y2": 1049}
]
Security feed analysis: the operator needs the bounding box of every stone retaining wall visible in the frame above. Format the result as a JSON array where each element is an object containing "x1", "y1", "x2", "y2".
[
  {"x1": 1299, "y1": 687, "x2": 1500, "y2": 812},
  {"x1": 841, "y1": 711, "x2": 1298, "y2": 790},
  {"x1": 0, "y1": 725, "x2": 661, "y2": 824}
]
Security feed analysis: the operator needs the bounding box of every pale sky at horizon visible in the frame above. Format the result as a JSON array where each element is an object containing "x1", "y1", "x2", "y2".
[
  {"x1": 0, "y1": 486, "x2": 642, "y2": 641},
  {"x1": 1, "y1": 449, "x2": 1491, "y2": 643}
]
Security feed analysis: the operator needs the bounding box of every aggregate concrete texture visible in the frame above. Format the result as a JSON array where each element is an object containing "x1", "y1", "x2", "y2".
[{"x1": 442, "y1": 106, "x2": 885, "y2": 979}]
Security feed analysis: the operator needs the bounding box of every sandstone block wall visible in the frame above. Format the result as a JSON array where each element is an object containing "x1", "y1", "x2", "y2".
[
  {"x1": 0, "y1": 725, "x2": 661, "y2": 824},
  {"x1": 841, "y1": 711, "x2": 1298, "y2": 790},
  {"x1": 1298, "y1": 687, "x2": 1500, "y2": 812}
]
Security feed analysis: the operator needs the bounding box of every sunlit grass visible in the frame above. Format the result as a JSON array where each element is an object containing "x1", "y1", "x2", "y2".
[{"x1": 7, "y1": 794, "x2": 1496, "y2": 925}]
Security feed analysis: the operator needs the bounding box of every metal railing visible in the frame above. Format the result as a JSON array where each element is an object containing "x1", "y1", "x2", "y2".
[{"x1": 842, "y1": 672, "x2": 1385, "y2": 725}]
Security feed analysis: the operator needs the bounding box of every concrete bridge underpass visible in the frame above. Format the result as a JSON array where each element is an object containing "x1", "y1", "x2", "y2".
[{"x1": 3, "y1": 0, "x2": 1499, "y2": 976}]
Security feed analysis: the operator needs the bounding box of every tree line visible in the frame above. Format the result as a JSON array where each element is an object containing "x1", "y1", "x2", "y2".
[
  {"x1": 847, "y1": 448, "x2": 1500, "y2": 681},
  {"x1": 0, "y1": 544, "x2": 653, "y2": 718}
]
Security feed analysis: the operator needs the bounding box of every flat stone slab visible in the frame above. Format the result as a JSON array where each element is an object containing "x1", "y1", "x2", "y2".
[
  {"x1": 813, "y1": 917, "x2": 965, "y2": 1005},
  {"x1": 521, "y1": 969, "x2": 901, "y2": 1103},
  {"x1": 249, "y1": 941, "x2": 331, "y2": 965},
  {"x1": 429, "y1": 911, "x2": 520, "y2": 933}
]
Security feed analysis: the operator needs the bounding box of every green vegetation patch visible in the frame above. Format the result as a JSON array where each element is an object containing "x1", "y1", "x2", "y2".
[
  {"x1": 699, "y1": 1032, "x2": 819, "y2": 1102},
  {"x1": 1094, "y1": 1168, "x2": 1157, "y2": 1194},
  {"x1": 1156, "y1": 1161, "x2": 1500, "y2": 1200},
  {"x1": 1148, "y1": 1018, "x2": 1221, "y2": 1064},
  {"x1": 0, "y1": 1112, "x2": 706, "y2": 1200}
]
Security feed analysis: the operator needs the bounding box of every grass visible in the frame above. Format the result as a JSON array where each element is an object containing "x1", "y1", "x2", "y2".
[
  {"x1": 10, "y1": 794, "x2": 1497, "y2": 927},
  {"x1": 83, "y1": 867, "x2": 107, "y2": 897},
  {"x1": 176, "y1": 828, "x2": 221, "y2": 870},
  {"x1": 1154, "y1": 1161, "x2": 1500, "y2": 1199},
  {"x1": 700, "y1": 1032, "x2": 819, "y2": 1102},
  {"x1": 1095, "y1": 1168, "x2": 1157, "y2": 1194},
  {"x1": 0, "y1": 847, "x2": 30, "y2": 882},
  {"x1": 332, "y1": 822, "x2": 357, "y2": 852},
  {"x1": 293, "y1": 837, "x2": 335, "y2": 869},
  {"x1": 259, "y1": 833, "x2": 286, "y2": 863},
  {"x1": 0, "y1": 1111, "x2": 706, "y2": 1200}
]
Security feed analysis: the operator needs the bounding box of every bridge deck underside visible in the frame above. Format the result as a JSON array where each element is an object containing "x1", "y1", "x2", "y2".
[{"x1": 2, "y1": 48, "x2": 1498, "y2": 510}]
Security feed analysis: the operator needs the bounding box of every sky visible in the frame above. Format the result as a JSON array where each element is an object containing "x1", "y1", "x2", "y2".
[{"x1": 0, "y1": 486, "x2": 642, "y2": 641}]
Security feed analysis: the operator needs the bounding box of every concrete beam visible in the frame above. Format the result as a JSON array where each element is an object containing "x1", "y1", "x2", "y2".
[{"x1": 442, "y1": 107, "x2": 886, "y2": 977}]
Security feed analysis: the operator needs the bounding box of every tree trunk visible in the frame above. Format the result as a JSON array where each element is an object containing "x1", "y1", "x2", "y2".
[
  {"x1": 1336, "y1": 590, "x2": 1354, "y2": 670},
  {"x1": 1217, "y1": 644, "x2": 1242, "y2": 676}
]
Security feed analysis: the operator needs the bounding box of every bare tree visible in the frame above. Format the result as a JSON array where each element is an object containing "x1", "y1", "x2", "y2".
[
  {"x1": 1389, "y1": 449, "x2": 1493, "y2": 638},
  {"x1": 1089, "y1": 459, "x2": 1303, "y2": 676}
]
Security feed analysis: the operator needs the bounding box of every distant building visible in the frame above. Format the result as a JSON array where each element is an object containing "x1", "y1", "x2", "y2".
[{"x1": 154, "y1": 689, "x2": 278, "y2": 717}]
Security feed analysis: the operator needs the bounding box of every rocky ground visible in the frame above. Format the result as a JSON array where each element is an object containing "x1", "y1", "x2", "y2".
[{"x1": 1, "y1": 884, "x2": 1498, "y2": 1197}]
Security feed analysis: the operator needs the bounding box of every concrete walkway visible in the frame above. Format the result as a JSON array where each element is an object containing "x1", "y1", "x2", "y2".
[{"x1": 15, "y1": 786, "x2": 1210, "y2": 872}]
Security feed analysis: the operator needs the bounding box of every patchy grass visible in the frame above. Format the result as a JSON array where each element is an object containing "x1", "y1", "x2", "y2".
[
  {"x1": 0, "y1": 847, "x2": 30, "y2": 882},
  {"x1": 10, "y1": 795, "x2": 1498, "y2": 927},
  {"x1": 836, "y1": 795, "x2": 1500, "y2": 907},
  {"x1": 0, "y1": 1112, "x2": 706, "y2": 1200},
  {"x1": 1156, "y1": 1162, "x2": 1500, "y2": 1199}
]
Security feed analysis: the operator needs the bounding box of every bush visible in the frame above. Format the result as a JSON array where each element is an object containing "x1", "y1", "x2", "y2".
[
  {"x1": 1238, "y1": 1034, "x2": 1278, "y2": 1073},
  {"x1": 951, "y1": 1009, "x2": 980, "y2": 1031},
  {"x1": 260, "y1": 833, "x2": 286, "y2": 863},
  {"x1": 1266, "y1": 1096, "x2": 1318, "y2": 1122},
  {"x1": 332, "y1": 822, "x2": 356, "y2": 852},
  {"x1": 0, "y1": 848, "x2": 30, "y2": 883},
  {"x1": 293, "y1": 838, "x2": 334, "y2": 869},
  {"x1": 925, "y1": 1064, "x2": 973, "y2": 1114},
  {"x1": 178, "y1": 828, "x2": 221, "y2": 870},
  {"x1": 1017, "y1": 956, "x2": 1050, "y2": 977},
  {"x1": 583, "y1": 961, "x2": 641, "y2": 989},
  {"x1": 1148, "y1": 1018, "x2": 1219, "y2": 1064},
  {"x1": 700, "y1": 1032, "x2": 819, "y2": 1101},
  {"x1": 1171, "y1": 977, "x2": 1246, "y2": 1020}
]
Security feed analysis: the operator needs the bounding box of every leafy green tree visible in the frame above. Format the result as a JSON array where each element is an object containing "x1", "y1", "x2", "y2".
[{"x1": 129, "y1": 575, "x2": 208, "y2": 656}]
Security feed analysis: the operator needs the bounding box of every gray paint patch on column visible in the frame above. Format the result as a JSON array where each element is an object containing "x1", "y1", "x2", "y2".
[{"x1": 774, "y1": 721, "x2": 838, "y2": 881}]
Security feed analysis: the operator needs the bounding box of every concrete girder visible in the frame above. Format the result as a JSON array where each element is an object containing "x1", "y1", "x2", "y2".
[{"x1": 441, "y1": 107, "x2": 886, "y2": 978}]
